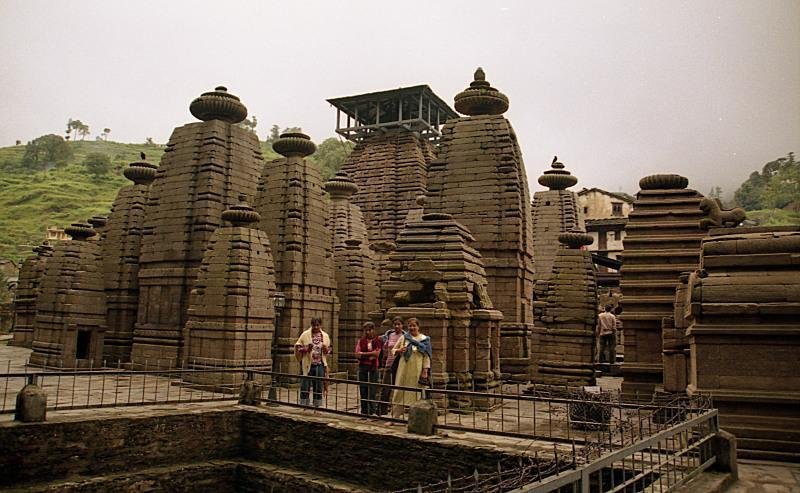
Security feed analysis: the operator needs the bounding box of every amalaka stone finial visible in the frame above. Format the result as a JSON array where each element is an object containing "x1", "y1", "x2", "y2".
[
  {"x1": 558, "y1": 231, "x2": 593, "y2": 249},
  {"x1": 222, "y1": 194, "x2": 261, "y2": 226},
  {"x1": 639, "y1": 174, "x2": 689, "y2": 190},
  {"x1": 415, "y1": 194, "x2": 427, "y2": 207},
  {"x1": 87, "y1": 216, "x2": 107, "y2": 230},
  {"x1": 324, "y1": 170, "x2": 358, "y2": 198},
  {"x1": 272, "y1": 131, "x2": 316, "y2": 158},
  {"x1": 189, "y1": 85, "x2": 248, "y2": 124},
  {"x1": 538, "y1": 155, "x2": 578, "y2": 190},
  {"x1": 64, "y1": 222, "x2": 96, "y2": 241},
  {"x1": 123, "y1": 159, "x2": 158, "y2": 185},
  {"x1": 454, "y1": 67, "x2": 509, "y2": 116}
]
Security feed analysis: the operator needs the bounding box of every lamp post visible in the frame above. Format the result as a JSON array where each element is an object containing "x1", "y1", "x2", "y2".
[{"x1": 268, "y1": 292, "x2": 286, "y2": 403}]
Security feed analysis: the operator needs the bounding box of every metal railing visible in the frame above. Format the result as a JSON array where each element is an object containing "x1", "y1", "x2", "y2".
[
  {"x1": 1, "y1": 362, "x2": 721, "y2": 492},
  {"x1": 514, "y1": 408, "x2": 718, "y2": 492}
]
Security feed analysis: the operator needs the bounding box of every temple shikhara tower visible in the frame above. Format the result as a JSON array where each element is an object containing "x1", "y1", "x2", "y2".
[
  {"x1": 328, "y1": 85, "x2": 457, "y2": 282},
  {"x1": 324, "y1": 171, "x2": 379, "y2": 374},
  {"x1": 531, "y1": 232, "x2": 597, "y2": 387},
  {"x1": 101, "y1": 158, "x2": 157, "y2": 363},
  {"x1": 254, "y1": 132, "x2": 338, "y2": 374},
  {"x1": 131, "y1": 87, "x2": 265, "y2": 368},
  {"x1": 10, "y1": 244, "x2": 52, "y2": 348},
  {"x1": 619, "y1": 174, "x2": 706, "y2": 397},
  {"x1": 531, "y1": 157, "x2": 584, "y2": 283},
  {"x1": 184, "y1": 198, "x2": 277, "y2": 386},
  {"x1": 29, "y1": 223, "x2": 107, "y2": 368},
  {"x1": 379, "y1": 212, "x2": 503, "y2": 402},
  {"x1": 426, "y1": 68, "x2": 535, "y2": 380}
]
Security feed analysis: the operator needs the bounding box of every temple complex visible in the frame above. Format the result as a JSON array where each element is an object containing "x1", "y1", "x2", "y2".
[
  {"x1": 254, "y1": 132, "x2": 338, "y2": 374},
  {"x1": 619, "y1": 174, "x2": 706, "y2": 397},
  {"x1": 685, "y1": 227, "x2": 800, "y2": 461},
  {"x1": 329, "y1": 86, "x2": 457, "y2": 283},
  {"x1": 9, "y1": 244, "x2": 53, "y2": 348},
  {"x1": 131, "y1": 87, "x2": 264, "y2": 369},
  {"x1": 530, "y1": 232, "x2": 597, "y2": 387},
  {"x1": 379, "y1": 212, "x2": 503, "y2": 401},
  {"x1": 324, "y1": 171, "x2": 379, "y2": 374},
  {"x1": 426, "y1": 68, "x2": 535, "y2": 381},
  {"x1": 101, "y1": 158, "x2": 157, "y2": 363},
  {"x1": 29, "y1": 223, "x2": 107, "y2": 368},
  {"x1": 184, "y1": 198, "x2": 277, "y2": 385},
  {"x1": 531, "y1": 156, "x2": 584, "y2": 283}
]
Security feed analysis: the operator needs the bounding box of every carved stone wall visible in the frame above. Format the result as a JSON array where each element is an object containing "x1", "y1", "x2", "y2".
[
  {"x1": 686, "y1": 227, "x2": 800, "y2": 461},
  {"x1": 340, "y1": 130, "x2": 435, "y2": 246}
]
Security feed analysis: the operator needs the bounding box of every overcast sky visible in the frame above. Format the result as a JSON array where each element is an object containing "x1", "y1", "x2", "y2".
[{"x1": 1, "y1": 0, "x2": 798, "y2": 196}]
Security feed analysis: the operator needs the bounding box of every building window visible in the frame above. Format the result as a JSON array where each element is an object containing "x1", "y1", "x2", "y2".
[
  {"x1": 614, "y1": 230, "x2": 621, "y2": 241},
  {"x1": 583, "y1": 206, "x2": 589, "y2": 214},
  {"x1": 612, "y1": 202, "x2": 623, "y2": 216}
]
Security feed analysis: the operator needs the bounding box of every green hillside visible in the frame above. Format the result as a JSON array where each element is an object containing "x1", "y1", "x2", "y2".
[{"x1": 0, "y1": 136, "x2": 349, "y2": 263}]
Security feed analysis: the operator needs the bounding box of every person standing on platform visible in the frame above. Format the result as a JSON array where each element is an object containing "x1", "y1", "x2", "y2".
[
  {"x1": 355, "y1": 322, "x2": 382, "y2": 415},
  {"x1": 596, "y1": 305, "x2": 617, "y2": 365},
  {"x1": 295, "y1": 317, "x2": 332, "y2": 408}
]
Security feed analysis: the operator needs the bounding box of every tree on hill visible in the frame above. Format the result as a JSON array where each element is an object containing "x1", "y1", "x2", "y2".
[
  {"x1": 101, "y1": 128, "x2": 111, "y2": 141},
  {"x1": 312, "y1": 137, "x2": 354, "y2": 180},
  {"x1": 21, "y1": 134, "x2": 73, "y2": 171},
  {"x1": 66, "y1": 119, "x2": 90, "y2": 141},
  {"x1": 238, "y1": 115, "x2": 258, "y2": 135},
  {"x1": 83, "y1": 152, "x2": 112, "y2": 177},
  {"x1": 734, "y1": 152, "x2": 798, "y2": 211}
]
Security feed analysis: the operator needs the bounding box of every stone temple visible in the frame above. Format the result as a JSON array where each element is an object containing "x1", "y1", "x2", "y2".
[
  {"x1": 329, "y1": 85, "x2": 458, "y2": 284},
  {"x1": 6, "y1": 72, "x2": 800, "y2": 472},
  {"x1": 254, "y1": 132, "x2": 339, "y2": 374},
  {"x1": 426, "y1": 68, "x2": 535, "y2": 381},
  {"x1": 131, "y1": 87, "x2": 265, "y2": 369},
  {"x1": 9, "y1": 243, "x2": 52, "y2": 348}
]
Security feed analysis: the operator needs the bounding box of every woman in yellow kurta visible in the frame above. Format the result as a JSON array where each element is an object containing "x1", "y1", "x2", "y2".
[{"x1": 391, "y1": 318, "x2": 432, "y2": 419}]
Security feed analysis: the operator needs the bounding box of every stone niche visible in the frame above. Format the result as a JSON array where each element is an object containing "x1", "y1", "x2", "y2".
[
  {"x1": 102, "y1": 158, "x2": 157, "y2": 363},
  {"x1": 619, "y1": 174, "x2": 706, "y2": 397},
  {"x1": 29, "y1": 223, "x2": 107, "y2": 368},
  {"x1": 686, "y1": 227, "x2": 800, "y2": 461},
  {"x1": 131, "y1": 87, "x2": 264, "y2": 369},
  {"x1": 254, "y1": 132, "x2": 339, "y2": 375},
  {"x1": 379, "y1": 212, "x2": 503, "y2": 407},
  {"x1": 426, "y1": 68, "x2": 535, "y2": 381},
  {"x1": 531, "y1": 157, "x2": 585, "y2": 284},
  {"x1": 531, "y1": 232, "x2": 598, "y2": 387},
  {"x1": 183, "y1": 199, "x2": 276, "y2": 387},
  {"x1": 10, "y1": 244, "x2": 53, "y2": 348}
]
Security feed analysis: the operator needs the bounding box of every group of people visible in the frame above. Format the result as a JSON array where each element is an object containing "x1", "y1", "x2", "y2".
[{"x1": 293, "y1": 316, "x2": 432, "y2": 419}]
